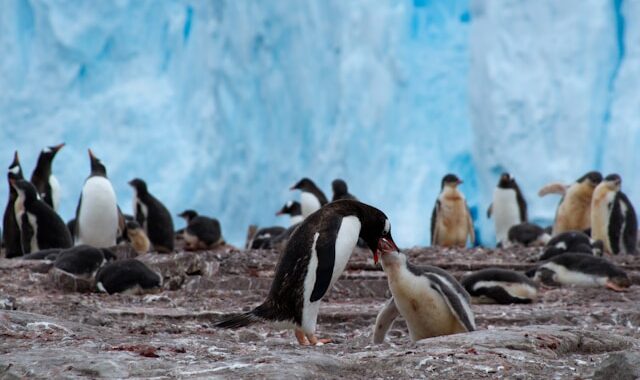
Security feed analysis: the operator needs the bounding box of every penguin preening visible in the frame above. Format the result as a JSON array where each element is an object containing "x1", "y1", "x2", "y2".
[
  {"x1": 529, "y1": 252, "x2": 630, "y2": 292},
  {"x1": 177, "y1": 210, "x2": 224, "y2": 250},
  {"x1": 505, "y1": 222, "x2": 551, "y2": 248},
  {"x1": 96, "y1": 259, "x2": 162, "y2": 294},
  {"x1": 129, "y1": 178, "x2": 174, "y2": 253},
  {"x1": 30, "y1": 143, "x2": 64, "y2": 211},
  {"x1": 215, "y1": 200, "x2": 399, "y2": 346},
  {"x1": 487, "y1": 173, "x2": 527, "y2": 246},
  {"x1": 373, "y1": 246, "x2": 475, "y2": 343},
  {"x1": 539, "y1": 231, "x2": 603, "y2": 261},
  {"x1": 3, "y1": 151, "x2": 25, "y2": 258},
  {"x1": 591, "y1": 174, "x2": 637, "y2": 255},
  {"x1": 75, "y1": 150, "x2": 119, "y2": 248},
  {"x1": 539, "y1": 171, "x2": 602, "y2": 235},
  {"x1": 431, "y1": 174, "x2": 475, "y2": 247},
  {"x1": 290, "y1": 178, "x2": 328, "y2": 218},
  {"x1": 11, "y1": 179, "x2": 72, "y2": 254},
  {"x1": 461, "y1": 268, "x2": 538, "y2": 304},
  {"x1": 331, "y1": 179, "x2": 357, "y2": 202}
]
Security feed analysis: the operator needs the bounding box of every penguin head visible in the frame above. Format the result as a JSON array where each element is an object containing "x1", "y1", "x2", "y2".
[
  {"x1": 128, "y1": 178, "x2": 148, "y2": 195},
  {"x1": 276, "y1": 201, "x2": 301, "y2": 216},
  {"x1": 576, "y1": 171, "x2": 602, "y2": 187},
  {"x1": 497, "y1": 172, "x2": 517, "y2": 189},
  {"x1": 7, "y1": 151, "x2": 23, "y2": 181},
  {"x1": 38, "y1": 143, "x2": 65, "y2": 164},
  {"x1": 332, "y1": 179, "x2": 348, "y2": 197},
  {"x1": 10, "y1": 179, "x2": 39, "y2": 202},
  {"x1": 355, "y1": 203, "x2": 399, "y2": 264},
  {"x1": 290, "y1": 177, "x2": 318, "y2": 192},
  {"x1": 602, "y1": 174, "x2": 622, "y2": 192},
  {"x1": 88, "y1": 149, "x2": 107, "y2": 177},
  {"x1": 441, "y1": 174, "x2": 462, "y2": 190},
  {"x1": 178, "y1": 209, "x2": 199, "y2": 222}
]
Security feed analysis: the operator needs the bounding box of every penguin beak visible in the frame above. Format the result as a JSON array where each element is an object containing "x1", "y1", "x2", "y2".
[
  {"x1": 13, "y1": 151, "x2": 19, "y2": 164},
  {"x1": 88, "y1": 149, "x2": 95, "y2": 160},
  {"x1": 374, "y1": 236, "x2": 399, "y2": 264},
  {"x1": 276, "y1": 211, "x2": 284, "y2": 216},
  {"x1": 52, "y1": 143, "x2": 65, "y2": 152}
]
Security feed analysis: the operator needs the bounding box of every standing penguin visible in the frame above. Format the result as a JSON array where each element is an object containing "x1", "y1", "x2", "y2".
[
  {"x1": 75, "y1": 150, "x2": 119, "y2": 248},
  {"x1": 591, "y1": 174, "x2": 638, "y2": 255},
  {"x1": 129, "y1": 178, "x2": 174, "y2": 253},
  {"x1": 539, "y1": 171, "x2": 602, "y2": 235},
  {"x1": 215, "y1": 200, "x2": 399, "y2": 345},
  {"x1": 11, "y1": 179, "x2": 72, "y2": 254},
  {"x1": 487, "y1": 173, "x2": 527, "y2": 246},
  {"x1": 3, "y1": 151, "x2": 24, "y2": 258},
  {"x1": 30, "y1": 143, "x2": 65, "y2": 211},
  {"x1": 331, "y1": 179, "x2": 357, "y2": 202},
  {"x1": 431, "y1": 174, "x2": 475, "y2": 247},
  {"x1": 290, "y1": 178, "x2": 328, "y2": 218}
]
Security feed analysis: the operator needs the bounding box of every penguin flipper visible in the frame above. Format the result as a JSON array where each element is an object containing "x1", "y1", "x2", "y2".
[
  {"x1": 20, "y1": 213, "x2": 34, "y2": 254},
  {"x1": 619, "y1": 193, "x2": 638, "y2": 255},
  {"x1": 372, "y1": 297, "x2": 399, "y2": 344},
  {"x1": 538, "y1": 183, "x2": 567, "y2": 197},
  {"x1": 486, "y1": 203, "x2": 492, "y2": 219},
  {"x1": 466, "y1": 203, "x2": 475, "y2": 246},
  {"x1": 74, "y1": 193, "x2": 82, "y2": 240},
  {"x1": 309, "y1": 215, "x2": 344, "y2": 302},
  {"x1": 423, "y1": 272, "x2": 476, "y2": 332},
  {"x1": 430, "y1": 200, "x2": 440, "y2": 245}
]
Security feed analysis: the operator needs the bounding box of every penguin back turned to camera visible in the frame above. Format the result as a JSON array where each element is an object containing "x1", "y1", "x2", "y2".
[
  {"x1": 373, "y1": 246, "x2": 475, "y2": 344},
  {"x1": 96, "y1": 259, "x2": 162, "y2": 294},
  {"x1": 129, "y1": 178, "x2": 174, "y2": 253},
  {"x1": 504, "y1": 222, "x2": 551, "y2": 248},
  {"x1": 30, "y1": 143, "x2": 65, "y2": 211},
  {"x1": 290, "y1": 177, "x2": 328, "y2": 218},
  {"x1": 539, "y1": 230, "x2": 602, "y2": 261},
  {"x1": 431, "y1": 174, "x2": 475, "y2": 247},
  {"x1": 11, "y1": 179, "x2": 72, "y2": 254},
  {"x1": 54, "y1": 245, "x2": 115, "y2": 278},
  {"x1": 591, "y1": 174, "x2": 638, "y2": 255},
  {"x1": 461, "y1": 268, "x2": 538, "y2": 304},
  {"x1": 178, "y1": 210, "x2": 224, "y2": 250},
  {"x1": 75, "y1": 150, "x2": 119, "y2": 248},
  {"x1": 3, "y1": 151, "x2": 25, "y2": 258},
  {"x1": 487, "y1": 173, "x2": 527, "y2": 246}
]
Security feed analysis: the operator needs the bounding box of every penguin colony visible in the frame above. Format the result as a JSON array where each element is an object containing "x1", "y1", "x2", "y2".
[{"x1": 1, "y1": 147, "x2": 638, "y2": 347}]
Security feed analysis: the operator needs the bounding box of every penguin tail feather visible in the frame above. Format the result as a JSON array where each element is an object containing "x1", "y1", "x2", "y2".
[{"x1": 213, "y1": 305, "x2": 270, "y2": 329}]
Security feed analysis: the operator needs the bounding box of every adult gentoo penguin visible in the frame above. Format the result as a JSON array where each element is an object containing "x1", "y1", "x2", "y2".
[
  {"x1": 591, "y1": 174, "x2": 638, "y2": 255},
  {"x1": 96, "y1": 259, "x2": 162, "y2": 294},
  {"x1": 539, "y1": 171, "x2": 602, "y2": 235},
  {"x1": 129, "y1": 178, "x2": 174, "y2": 253},
  {"x1": 461, "y1": 268, "x2": 538, "y2": 304},
  {"x1": 373, "y1": 244, "x2": 475, "y2": 343},
  {"x1": 431, "y1": 174, "x2": 475, "y2": 247},
  {"x1": 75, "y1": 150, "x2": 119, "y2": 248},
  {"x1": 177, "y1": 210, "x2": 224, "y2": 250},
  {"x1": 215, "y1": 200, "x2": 399, "y2": 345},
  {"x1": 529, "y1": 252, "x2": 630, "y2": 291},
  {"x1": 30, "y1": 143, "x2": 65, "y2": 211},
  {"x1": 11, "y1": 179, "x2": 72, "y2": 254},
  {"x1": 290, "y1": 177, "x2": 328, "y2": 218},
  {"x1": 487, "y1": 173, "x2": 527, "y2": 246},
  {"x1": 3, "y1": 151, "x2": 25, "y2": 258},
  {"x1": 331, "y1": 179, "x2": 357, "y2": 202}
]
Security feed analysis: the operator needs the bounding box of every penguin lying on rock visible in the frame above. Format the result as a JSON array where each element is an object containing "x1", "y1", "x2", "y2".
[
  {"x1": 54, "y1": 245, "x2": 116, "y2": 278},
  {"x1": 373, "y1": 243, "x2": 475, "y2": 343},
  {"x1": 96, "y1": 259, "x2": 162, "y2": 294},
  {"x1": 461, "y1": 268, "x2": 538, "y2": 304},
  {"x1": 528, "y1": 252, "x2": 630, "y2": 292},
  {"x1": 178, "y1": 210, "x2": 224, "y2": 250},
  {"x1": 539, "y1": 231, "x2": 603, "y2": 261},
  {"x1": 21, "y1": 248, "x2": 62, "y2": 261},
  {"x1": 248, "y1": 226, "x2": 286, "y2": 250},
  {"x1": 504, "y1": 222, "x2": 551, "y2": 248}
]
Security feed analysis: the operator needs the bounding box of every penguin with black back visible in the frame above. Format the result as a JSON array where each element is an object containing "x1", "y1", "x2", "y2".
[
  {"x1": 505, "y1": 222, "x2": 551, "y2": 248},
  {"x1": 54, "y1": 245, "x2": 115, "y2": 278},
  {"x1": 266, "y1": 201, "x2": 305, "y2": 250},
  {"x1": 487, "y1": 173, "x2": 527, "y2": 246},
  {"x1": 30, "y1": 143, "x2": 65, "y2": 211},
  {"x1": 290, "y1": 178, "x2": 328, "y2": 218},
  {"x1": 177, "y1": 210, "x2": 224, "y2": 250},
  {"x1": 75, "y1": 150, "x2": 119, "y2": 248},
  {"x1": 591, "y1": 174, "x2": 638, "y2": 255},
  {"x1": 331, "y1": 179, "x2": 357, "y2": 202},
  {"x1": 96, "y1": 259, "x2": 162, "y2": 294},
  {"x1": 248, "y1": 226, "x2": 286, "y2": 249},
  {"x1": 129, "y1": 178, "x2": 174, "y2": 253},
  {"x1": 21, "y1": 248, "x2": 62, "y2": 261},
  {"x1": 11, "y1": 179, "x2": 72, "y2": 254},
  {"x1": 461, "y1": 268, "x2": 538, "y2": 304},
  {"x1": 3, "y1": 151, "x2": 25, "y2": 258},
  {"x1": 215, "y1": 200, "x2": 399, "y2": 345},
  {"x1": 539, "y1": 231, "x2": 603, "y2": 260},
  {"x1": 431, "y1": 174, "x2": 475, "y2": 247}
]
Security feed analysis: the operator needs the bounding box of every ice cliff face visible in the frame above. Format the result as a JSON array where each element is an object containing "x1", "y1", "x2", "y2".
[{"x1": 0, "y1": 0, "x2": 636, "y2": 247}]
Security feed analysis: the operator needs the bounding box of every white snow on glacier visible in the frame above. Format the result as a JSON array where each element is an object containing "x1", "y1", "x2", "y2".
[{"x1": 0, "y1": 0, "x2": 637, "y2": 248}]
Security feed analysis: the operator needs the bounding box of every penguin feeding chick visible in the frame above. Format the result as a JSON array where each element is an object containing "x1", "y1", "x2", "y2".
[
  {"x1": 431, "y1": 174, "x2": 475, "y2": 247},
  {"x1": 11, "y1": 179, "x2": 72, "y2": 254},
  {"x1": 96, "y1": 259, "x2": 162, "y2": 294},
  {"x1": 461, "y1": 268, "x2": 538, "y2": 304},
  {"x1": 75, "y1": 150, "x2": 119, "y2": 248},
  {"x1": 215, "y1": 200, "x2": 398, "y2": 346},
  {"x1": 177, "y1": 210, "x2": 224, "y2": 250},
  {"x1": 529, "y1": 252, "x2": 630, "y2": 292},
  {"x1": 30, "y1": 143, "x2": 65, "y2": 211},
  {"x1": 3, "y1": 151, "x2": 25, "y2": 258},
  {"x1": 539, "y1": 231, "x2": 603, "y2": 261},
  {"x1": 129, "y1": 178, "x2": 174, "y2": 253},
  {"x1": 591, "y1": 174, "x2": 638, "y2": 255},
  {"x1": 539, "y1": 171, "x2": 602, "y2": 235},
  {"x1": 290, "y1": 177, "x2": 328, "y2": 218},
  {"x1": 487, "y1": 173, "x2": 527, "y2": 247},
  {"x1": 373, "y1": 246, "x2": 475, "y2": 344}
]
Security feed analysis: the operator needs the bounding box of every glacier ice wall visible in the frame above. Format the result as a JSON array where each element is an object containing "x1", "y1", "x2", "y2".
[{"x1": 0, "y1": 0, "x2": 638, "y2": 248}]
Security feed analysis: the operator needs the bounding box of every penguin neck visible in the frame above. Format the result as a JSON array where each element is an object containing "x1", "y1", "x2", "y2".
[
  {"x1": 380, "y1": 252, "x2": 407, "y2": 279},
  {"x1": 289, "y1": 215, "x2": 304, "y2": 225},
  {"x1": 441, "y1": 186, "x2": 463, "y2": 201}
]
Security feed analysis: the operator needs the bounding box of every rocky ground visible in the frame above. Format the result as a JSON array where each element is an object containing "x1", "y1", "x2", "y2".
[{"x1": 1, "y1": 243, "x2": 640, "y2": 379}]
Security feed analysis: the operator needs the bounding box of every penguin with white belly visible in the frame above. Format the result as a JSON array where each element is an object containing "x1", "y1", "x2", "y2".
[
  {"x1": 373, "y1": 244, "x2": 475, "y2": 343},
  {"x1": 215, "y1": 200, "x2": 399, "y2": 346},
  {"x1": 177, "y1": 210, "x2": 224, "y2": 250},
  {"x1": 505, "y1": 222, "x2": 551, "y2": 247},
  {"x1": 290, "y1": 178, "x2": 328, "y2": 218},
  {"x1": 11, "y1": 179, "x2": 72, "y2": 254},
  {"x1": 75, "y1": 150, "x2": 119, "y2": 248},
  {"x1": 96, "y1": 259, "x2": 162, "y2": 294},
  {"x1": 3, "y1": 151, "x2": 25, "y2": 258},
  {"x1": 129, "y1": 178, "x2": 174, "y2": 253},
  {"x1": 539, "y1": 230, "x2": 603, "y2": 260},
  {"x1": 431, "y1": 174, "x2": 475, "y2": 247},
  {"x1": 591, "y1": 174, "x2": 637, "y2": 255},
  {"x1": 487, "y1": 173, "x2": 527, "y2": 247},
  {"x1": 30, "y1": 143, "x2": 65, "y2": 211},
  {"x1": 461, "y1": 268, "x2": 538, "y2": 304}
]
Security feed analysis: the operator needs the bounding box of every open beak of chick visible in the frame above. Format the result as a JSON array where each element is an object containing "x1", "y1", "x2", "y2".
[{"x1": 374, "y1": 236, "x2": 399, "y2": 264}]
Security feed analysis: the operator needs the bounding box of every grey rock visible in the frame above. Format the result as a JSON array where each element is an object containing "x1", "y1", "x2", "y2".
[{"x1": 593, "y1": 351, "x2": 640, "y2": 380}]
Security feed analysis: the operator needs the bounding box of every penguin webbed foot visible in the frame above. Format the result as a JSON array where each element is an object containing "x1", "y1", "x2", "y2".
[
  {"x1": 294, "y1": 329, "x2": 332, "y2": 346},
  {"x1": 605, "y1": 281, "x2": 629, "y2": 292}
]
